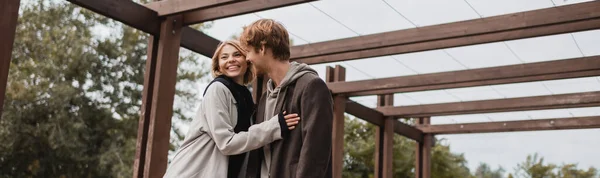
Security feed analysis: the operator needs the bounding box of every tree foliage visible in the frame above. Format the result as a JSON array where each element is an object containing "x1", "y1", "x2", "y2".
[
  {"x1": 474, "y1": 163, "x2": 505, "y2": 178},
  {"x1": 513, "y1": 153, "x2": 598, "y2": 178},
  {"x1": 342, "y1": 117, "x2": 598, "y2": 178},
  {"x1": 342, "y1": 116, "x2": 472, "y2": 178}
]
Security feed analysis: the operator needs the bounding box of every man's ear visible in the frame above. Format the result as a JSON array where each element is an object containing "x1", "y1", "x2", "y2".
[{"x1": 259, "y1": 45, "x2": 266, "y2": 55}]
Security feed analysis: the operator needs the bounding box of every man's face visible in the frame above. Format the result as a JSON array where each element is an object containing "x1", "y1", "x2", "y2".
[{"x1": 246, "y1": 47, "x2": 268, "y2": 74}]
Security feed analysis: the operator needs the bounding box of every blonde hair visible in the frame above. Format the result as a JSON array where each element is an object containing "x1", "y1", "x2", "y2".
[
  {"x1": 239, "y1": 19, "x2": 291, "y2": 61},
  {"x1": 211, "y1": 40, "x2": 256, "y2": 85}
]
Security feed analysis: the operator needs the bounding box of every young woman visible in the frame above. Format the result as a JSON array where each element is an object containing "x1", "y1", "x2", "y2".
[{"x1": 163, "y1": 40, "x2": 300, "y2": 178}]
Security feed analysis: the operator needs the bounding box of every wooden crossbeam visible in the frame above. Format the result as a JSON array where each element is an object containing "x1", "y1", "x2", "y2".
[
  {"x1": 290, "y1": 1, "x2": 600, "y2": 64},
  {"x1": 345, "y1": 101, "x2": 423, "y2": 142},
  {"x1": 66, "y1": 0, "x2": 224, "y2": 57},
  {"x1": 67, "y1": 0, "x2": 160, "y2": 34},
  {"x1": 327, "y1": 56, "x2": 600, "y2": 96},
  {"x1": 180, "y1": 27, "x2": 221, "y2": 57},
  {"x1": 419, "y1": 116, "x2": 600, "y2": 134},
  {"x1": 145, "y1": 0, "x2": 244, "y2": 16},
  {"x1": 182, "y1": 0, "x2": 316, "y2": 25},
  {"x1": 394, "y1": 118, "x2": 422, "y2": 144},
  {"x1": 377, "y1": 91, "x2": 600, "y2": 118},
  {"x1": 345, "y1": 100, "x2": 384, "y2": 126}
]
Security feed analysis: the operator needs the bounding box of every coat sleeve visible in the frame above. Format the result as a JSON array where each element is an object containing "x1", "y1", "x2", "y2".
[
  {"x1": 202, "y1": 82, "x2": 283, "y2": 155},
  {"x1": 295, "y1": 78, "x2": 334, "y2": 178}
]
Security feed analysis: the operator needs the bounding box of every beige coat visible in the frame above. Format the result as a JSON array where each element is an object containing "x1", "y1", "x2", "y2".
[{"x1": 163, "y1": 82, "x2": 282, "y2": 178}]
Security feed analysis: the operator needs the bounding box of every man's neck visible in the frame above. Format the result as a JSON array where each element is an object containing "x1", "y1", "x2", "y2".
[{"x1": 267, "y1": 60, "x2": 290, "y2": 87}]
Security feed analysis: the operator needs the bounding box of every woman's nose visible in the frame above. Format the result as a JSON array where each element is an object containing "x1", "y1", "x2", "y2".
[{"x1": 226, "y1": 56, "x2": 235, "y2": 63}]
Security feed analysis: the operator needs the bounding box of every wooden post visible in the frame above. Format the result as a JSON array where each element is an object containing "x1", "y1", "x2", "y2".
[
  {"x1": 374, "y1": 125, "x2": 383, "y2": 178},
  {"x1": 133, "y1": 36, "x2": 159, "y2": 178},
  {"x1": 415, "y1": 117, "x2": 432, "y2": 178},
  {"x1": 327, "y1": 65, "x2": 346, "y2": 178},
  {"x1": 134, "y1": 15, "x2": 183, "y2": 178},
  {"x1": 375, "y1": 94, "x2": 394, "y2": 178},
  {"x1": 0, "y1": 0, "x2": 20, "y2": 119}
]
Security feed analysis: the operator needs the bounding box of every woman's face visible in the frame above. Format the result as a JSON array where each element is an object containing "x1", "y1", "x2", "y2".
[{"x1": 218, "y1": 45, "x2": 248, "y2": 83}]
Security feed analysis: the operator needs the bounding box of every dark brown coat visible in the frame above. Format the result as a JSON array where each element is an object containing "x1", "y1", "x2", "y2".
[{"x1": 246, "y1": 73, "x2": 334, "y2": 178}]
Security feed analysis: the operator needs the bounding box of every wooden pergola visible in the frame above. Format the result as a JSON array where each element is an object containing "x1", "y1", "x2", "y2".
[{"x1": 2, "y1": 0, "x2": 600, "y2": 178}]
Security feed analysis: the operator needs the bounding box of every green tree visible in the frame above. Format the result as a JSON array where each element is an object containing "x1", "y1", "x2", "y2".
[
  {"x1": 514, "y1": 153, "x2": 558, "y2": 178},
  {"x1": 342, "y1": 116, "x2": 472, "y2": 178},
  {"x1": 513, "y1": 153, "x2": 598, "y2": 178},
  {"x1": 557, "y1": 164, "x2": 597, "y2": 178},
  {"x1": 474, "y1": 163, "x2": 505, "y2": 178},
  {"x1": 343, "y1": 116, "x2": 377, "y2": 178},
  {"x1": 1, "y1": 0, "x2": 208, "y2": 177}
]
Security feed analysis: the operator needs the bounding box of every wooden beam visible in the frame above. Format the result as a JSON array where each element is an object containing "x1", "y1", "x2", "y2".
[
  {"x1": 182, "y1": 0, "x2": 316, "y2": 25},
  {"x1": 66, "y1": 0, "x2": 221, "y2": 57},
  {"x1": 145, "y1": 0, "x2": 244, "y2": 16},
  {"x1": 133, "y1": 36, "x2": 159, "y2": 178},
  {"x1": 143, "y1": 15, "x2": 183, "y2": 178},
  {"x1": 343, "y1": 70, "x2": 600, "y2": 97},
  {"x1": 415, "y1": 117, "x2": 432, "y2": 178},
  {"x1": 180, "y1": 27, "x2": 221, "y2": 57},
  {"x1": 0, "y1": 0, "x2": 20, "y2": 120},
  {"x1": 291, "y1": 1, "x2": 600, "y2": 64},
  {"x1": 377, "y1": 91, "x2": 600, "y2": 118},
  {"x1": 345, "y1": 101, "x2": 384, "y2": 126},
  {"x1": 327, "y1": 56, "x2": 600, "y2": 96},
  {"x1": 67, "y1": 0, "x2": 160, "y2": 34},
  {"x1": 419, "y1": 116, "x2": 600, "y2": 134},
  {"x1": 327, "y1": 65, "x2": 346, "y2": 178},
  {"x1": 344, "y1": 101, "x2": 423, "y2": 142},
  {"x1": 394, "y1": 120, "x2": 423, "y2": 144}
]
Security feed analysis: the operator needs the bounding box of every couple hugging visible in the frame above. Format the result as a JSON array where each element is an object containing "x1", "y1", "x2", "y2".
[{"x1": 163, "y1": 19, "x2": 334, "y2": 178}]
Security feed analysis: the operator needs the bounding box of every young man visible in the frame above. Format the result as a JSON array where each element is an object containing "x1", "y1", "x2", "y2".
[{"x1": 240, "y1": 19, "x2": 334, "y2": 178}]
